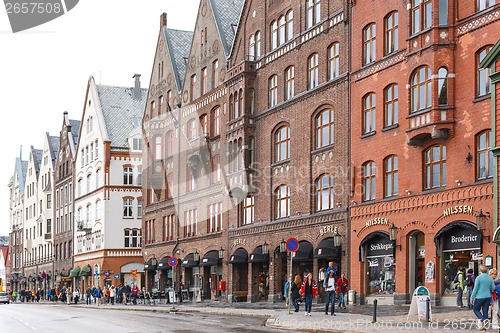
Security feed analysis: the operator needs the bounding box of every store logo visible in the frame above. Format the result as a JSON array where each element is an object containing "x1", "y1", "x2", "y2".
[
  {"x1": 450, "y1": 234, "x2": 478, "y2": 243},
  {"x1": 370, "y1": 243, "x2": 393, "y2": 251},
  {"x1": 4, "y1": 0, "x2": 79, "y2": 33}
]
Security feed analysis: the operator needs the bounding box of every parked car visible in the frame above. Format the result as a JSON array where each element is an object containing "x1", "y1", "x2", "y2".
[{"x1": 0, "y1": 292, "x2": 10, "y2": 304}]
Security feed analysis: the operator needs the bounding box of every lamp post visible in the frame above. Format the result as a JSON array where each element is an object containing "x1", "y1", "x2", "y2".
[
  {"x1": 279, "y1": 239, "x2": 286, "y2": 253},
  {"x1": 388, "y1": 223, "x2": 402, "y2": 251},
  {"x1": 218, "y1": 247, "x2": 224, "y2": 260},
  {"x1": 333, "y1": 227, "x2": 342, "y2": 247},
  {"x1": 476, "y1": 209, "x2": 491, "y2": 242},
  {"x1": 262, "y1": 241, "x2": 269, "y2": 256}
]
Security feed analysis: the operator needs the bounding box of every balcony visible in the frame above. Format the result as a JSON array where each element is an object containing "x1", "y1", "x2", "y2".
[
  {"x1": 406, "y1": 108, "x2": 454, "y2": 146},
  {"x1": 76, "y1": 220, "x2": 92, "y2": 231}
]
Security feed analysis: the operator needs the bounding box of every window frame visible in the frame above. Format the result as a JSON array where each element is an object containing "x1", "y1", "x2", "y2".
[
  {"x1": 275, "y1": 185, "x2": 291, "y2": 219},
  {"x1": 274, "y1": 125, "x2": 291, "y2": 162},
  {"x1": 384, "y1": 84, "x2": 398, "y2": 127},
  {"x1": 363, "y1": 23, "x2": 376, "y2": 65},
  {"x1": 328, "y1": 42, "x2": 340, "y2": 80},
  {"x1": 308, "y1": 53, "x2": 319, "y2": 90},
  {"x1": 424, "y1": 145, "x2": 447, "y2": 190},
  {"x1": 362, "y1": 161, "x2": 376, "y2": 201},
  {"x1": 384, "y1": 155, "x2": 398, "y2": 198},
  {"x1": 315, "y1": 109, "x2": 335, "y2": 148},
  {"x1": 410, "y1": 66, "x2": 432, "y2": 113},
  {"x1": 384, "y1": 11, "x2": 399, "y2": 55},
  {"x1": 269, "y1": 75, "x2": 278, "y2": 107},
  {"x1": 316, "y1": 174, "x2": 335, "y2": 211},
  {"x1": 477, "y1": 46, "x2": 492, "y2": 97},
  {"x1": 476, "y1": 130, "x2": 493, "y2": 180},
  {"x1": 363, "y1": 93, "x2": 376, "y2": 134}
]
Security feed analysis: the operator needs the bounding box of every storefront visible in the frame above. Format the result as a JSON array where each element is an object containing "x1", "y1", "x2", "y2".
[
  {"x1": 157, "y1": 257, "x2": 173, "y2": 291},
  {"x1": 315, "y1": 237, "x2": 341, "y2": 301},
  {"x1": 200, "y1": 251, "x2": 222, "y2": 300},
  {"x1": 121, "y1": 262, "x2": 144, "y2": 289},
  {"x1": 144, "y1": 258, "x2": 157, "y2": 291},
  {"x1": 229, "y1": 248, "x2": 248, "y2": 302},
  {"x1": 181, "y1": 253, "x2": 200, "y2": 301},
  {"x1": 249, "y1": 245, "x2": 269, "y2": 302}
]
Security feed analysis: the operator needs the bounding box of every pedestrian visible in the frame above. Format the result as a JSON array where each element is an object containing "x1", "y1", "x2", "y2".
[
  {"x1": 85, "y1": 286, "x2": 92, "y2": 305},
  {"x1": 102, "y1": 285, "x2": 108, "y2": 305},
  {"x1": 131, "y1": 283, "x2": 139, "y2": 305},
  {"x1": 291, "y1": 274, "x2": 301, "y2": 313},
  {"x1": 284, "y1": 278, "x2": 290, "y2": 308},
  {"x1": 326, "y1": 262, "x2": 337, "y2": 279},
  {"x1": 67, "y1": 287, "x2": 72, "y2": 305},
  {"x1": 12, "y1": 290, "x2": 17, "y2": 302},
  {"x1": 490, "y1": 269, "x2": 500, "y2": 329},
  {"x1": 73, "y1": 288, "x2": 80, "y2": 304},
  {"x1": 109, "y1": 285, "x2": 116, "y2": 305},
  {"x1": 300, "y1": 273, "x2": 318, "y2": 316},
  {"x1": 454, "y1": 266, "x2": 465, "y2": 307},
  {"x1": 93, "y1": 286, "x2": 102, "y2": 306},
  {"x1": 324, "y1": 270, "x2": 336, "y2": 316},
  {"x1": 336, "y1": 273, "x2": 349, "y2": 309},
  {"x1": 466, "y1": 268, "x2": 476, "y2": 309},
  {"x1": 471, "y1": 265, "x2": 495, "y2": 331}
]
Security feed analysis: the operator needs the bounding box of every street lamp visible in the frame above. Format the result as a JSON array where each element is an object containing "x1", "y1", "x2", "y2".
[
  {"x1": 262, "y1": 241, "x2": 269, "y2": 255},
  {"x1": 333, "y1": 227, "x2": 342, "y2": 247},
  {"x1": 388, "y1": 223, "x2": 398, "y2": 241},
  {"x1": 151, "y1": 255, "x2": 158, "y2": 266},
  {"x1": 279, "y1": 239, "x2": 286, "y2": 253},
  {"x1": 193, "y1": 250, "x2": 199, "y2": 262},
  {"x1": 218, "y1": 247, "x2": 224, "y2": 259},
  {"x1": 476, "y1": 209, "x2": 491, "y2": 242}
]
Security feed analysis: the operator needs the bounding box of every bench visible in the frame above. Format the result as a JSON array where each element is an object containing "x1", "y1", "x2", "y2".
[{"x1": 233, "y1": 291, "x2": 247, "y2": 302}]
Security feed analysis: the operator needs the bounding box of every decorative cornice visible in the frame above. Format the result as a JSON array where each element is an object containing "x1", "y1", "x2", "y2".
[
  {"x1": 456, "y1": 8, "x2": 500, "y2": 37},
  {"x1": 353, "y1": 51, "x2": 407, "y2": 82}
]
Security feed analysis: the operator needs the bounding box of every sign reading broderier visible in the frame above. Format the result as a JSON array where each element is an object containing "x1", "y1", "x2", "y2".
[{"x1": 442, "y1": 226, "x2": 481, "y2": 251}]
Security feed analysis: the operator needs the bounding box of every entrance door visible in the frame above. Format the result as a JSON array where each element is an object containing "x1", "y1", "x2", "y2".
[{"x1": 408, "y1": 231, "x2": 425, "y2": 293}]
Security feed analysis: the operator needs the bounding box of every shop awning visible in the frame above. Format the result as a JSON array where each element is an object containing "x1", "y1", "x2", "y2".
[
  {"x1": 79, "y1": 264, "x2": 91, "y2": 276},
  {"x1": 292, "y1": 241, "x2": 313, "y2": 261},
  {"x1": 229, "y1": 248, "x2": 248, "y2": 264},
  {"x1": 181, "y1": 253, "x2": 199, "y2": 268},
  {"x1": 434, "y1": 221, "x2": 481, "y2": 253},
  {"x1": 359, "y1": 231, "x2": 390, "y2": 261},
  {"x1": 314, "y1": 238, "x2": 339, "y2": 259},
  {"x1": 248, "y1": 246, "x2": 269, "y2": 263},
  {"x1": 494, "y1": 227, "x2": 500, "y2": 243},
  {"x1": 144, "y1": 258, "x2": 158, "y2": 271},
  {"x1": 69, "y1": 266, "x2": 81, "y2": 278},
  {"x1": 157, "y1": 257, "x2": 171, "y2": 270},
  {"x1": 200, "y1": 251, "x2": 219, "y2": 267}
]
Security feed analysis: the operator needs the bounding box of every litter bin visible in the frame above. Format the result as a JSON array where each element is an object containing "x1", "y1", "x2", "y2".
[
  {"x1": 348, "y1": 290, "x2": 356, "y2": 305},
  {"x1": 167, "y1": 288, "x2": 175, "y2": 303}
]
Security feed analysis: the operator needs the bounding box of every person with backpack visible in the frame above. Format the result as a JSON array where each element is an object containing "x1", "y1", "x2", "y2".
[
  {"x1": 471, "y1": 265, "x2": 495, "y2": 331},
  {"x1": 466, "y1": 268, "x2": 476, "y2": 309},
  {"x1": 454, "y1": 266, "x2": 466, "y2": 307}
]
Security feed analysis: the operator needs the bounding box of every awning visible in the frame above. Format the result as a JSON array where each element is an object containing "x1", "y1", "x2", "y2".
[
  {"x1": 200, "y1": 251, "x2": 220, "y2": 267},
  {"x1": 292, "y1": 241, "x2": 313, "y2": 261},
  {"x1": 157, "y1": 257, "x2": 171, "y2": 270},
  {"x1": 359, "y1": 231, "x2": 390, "y2": 261},
  {"x1": 248, "y1": 246, "x2": 269, "y2": 263},
  {"x1": 79, "y1": 264, "x2": 91, "y2": 276},
  {"x1": 434, "y1": 221, "x2": 480, "y2": 255},
  {"x1": 494, "y1": 227, "x2": 500, "y2": 243},
  {"x1": 144, "y1": 258, "x2": 158, "y2": 271},
  {"x1": 229, "y1": 248, "x2": 248, "y2": 264},
  {"x1": 69, "y1": 266, "x2": 81, "y2": 278},
  {"x1": 181, "y1": 253, "x2": 199, "y2": 268},
  {"x1": 314, "y1": 238, "x2": 340, "y2": 259}
]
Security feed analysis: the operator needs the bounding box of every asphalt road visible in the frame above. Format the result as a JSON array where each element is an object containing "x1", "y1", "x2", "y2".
[{"x1": 0, "y1": 303, "x2": 283, "y2": 333}]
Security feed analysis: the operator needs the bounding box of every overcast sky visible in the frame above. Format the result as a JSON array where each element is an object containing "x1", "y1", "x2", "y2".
[{"x1": 0, "y1": 0, "x2": 200, "y2": 236}]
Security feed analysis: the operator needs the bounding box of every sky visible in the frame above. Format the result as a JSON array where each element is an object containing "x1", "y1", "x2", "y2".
[{"x1": 0, "y1": 0, "x2": 200, "y2": 236}]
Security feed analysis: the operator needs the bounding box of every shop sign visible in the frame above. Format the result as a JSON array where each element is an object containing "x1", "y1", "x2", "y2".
[
  {"x1": 369, "y1": 259, "x2": 378, "y2": 267},
  {"x1": 366, "y1": 236, "x2": 394, "y2": 257},
  {"x1": 365, "y1": 217, "x2": 390, "y2": 228},
  {"x1": 472, "y1": 253, "x2": 483, "y2": 261},
  {"x1": 231, "y1": 238, "x2": 246, "y2": 249},
  {"x1": 442, "y1": 205, "x2": 474, "y2": 218},
  {"x1": 319, "y1": 225, "x2": 337, "y2": 236},
  {"x1": 442, "y1": 227, "x2": 481, "y2": 251}
]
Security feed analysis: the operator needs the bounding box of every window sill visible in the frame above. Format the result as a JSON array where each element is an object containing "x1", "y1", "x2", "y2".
[
  {"x1": 381, "y1": 124, "x2": 399, "y2": 132},
  {"x1": 473, "y1": 94, "x2": 491, "y2": 103},
  {"x1": 311, "y1": 144, "x2": 334, "y2": 155},
  {"x1": 361, "y1": 131, "x2": 376, "y2": 139},
  {"x1": 408, "y1": 108, "x2": 432, "y2": 118},
  {"x1": 271, "y1": 159, "x2": 290, "y2": 168}
]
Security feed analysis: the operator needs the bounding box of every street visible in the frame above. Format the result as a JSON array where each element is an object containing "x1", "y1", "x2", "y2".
[{"x1": 0, "y1": 303, "x2": 285, "y2": 333}]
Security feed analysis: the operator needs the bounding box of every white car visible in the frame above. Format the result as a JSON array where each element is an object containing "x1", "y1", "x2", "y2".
[{"x1": 0, "y1": 292, "x2": 10, "y2": 304}]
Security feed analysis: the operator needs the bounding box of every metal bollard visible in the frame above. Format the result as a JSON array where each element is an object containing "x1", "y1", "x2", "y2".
[
  {"x1": 372, "y1": 299, "x2": 378, "y2": 323},
  {"x1": 426, "y1": 298, "x2": 430, "y2": 322}
]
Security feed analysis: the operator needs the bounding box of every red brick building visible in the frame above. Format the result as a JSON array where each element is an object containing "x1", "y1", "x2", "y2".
[{"x1": 349, "y1": 0, "x2": 498, "y2": 305}]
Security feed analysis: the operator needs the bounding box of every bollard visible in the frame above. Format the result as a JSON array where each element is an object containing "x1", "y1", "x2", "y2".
[
  {"x1": 372, "y1": 299, "x2": 378, "y2": 323},
  {"x1": 425, "y1": 297, "x2": 430, "y2": 322}
]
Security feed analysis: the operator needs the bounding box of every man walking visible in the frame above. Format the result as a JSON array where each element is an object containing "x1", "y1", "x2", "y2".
[
  {"x1": 85, "y1": 286, "x2": 92, "y2": 305},
  {"x1": 324, "y1": 270, "x2": 336, "y2": 316},
  {"x1": 336, "y1": 273, "x2": 349, "y2": 309}
]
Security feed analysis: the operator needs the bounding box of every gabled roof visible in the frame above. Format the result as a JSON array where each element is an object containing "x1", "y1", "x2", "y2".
[
  {"x1": 12, "y1": 158, "x2": 27, "y2": 191},
  {"x1": 69, "y1": 119, "x2": 81, "y2": 145},
  {"x1": 31, "y1": 146, "x2": 43, "y2": 177},
  {"x1": 165, "y1": 28, "x2": 194, "y2": 90},
  {"x1": 49, "y1": 135, "x2": 60, "y2": 163},
  {"x1": 210, "y1": 0, "x2": 245, "y2": 56},
  {"x1": 96, "y1": 85, "x2": 148, "y2": 149}
]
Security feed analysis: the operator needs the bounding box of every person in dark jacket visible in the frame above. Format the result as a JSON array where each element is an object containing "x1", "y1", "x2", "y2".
[
  {"x1": 466, "y1": 268, "x2": 476, "y2": 309},
  {"x1": 291, "y1": 274, "x2": 301, "y2": 312},
  {"x1": 300, "y1": 273, "x2": 318, "y2": 316}
]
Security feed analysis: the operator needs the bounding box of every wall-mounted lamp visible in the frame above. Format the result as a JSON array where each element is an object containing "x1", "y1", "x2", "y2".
[
  {"x1": 336, "y1": 202, "x2": 342, "y2": 208},
  {"x1": 333, "y1": 227, "x2": 342, "y2": 247},
  {"x1": 218, "y1": 247, "x2": 224, "y2": 259},
  {"x1": 388, "y1": 223, "x2": 402, "y2": 251},
  {"x1": 262, "y1": 241, "x2": 269, "y2": 255},
  {"x1": 476, "y1": 209, "x2": 491, "y2": 242},
  {"x1": 279, "y1": 238, "x2": 287, "y2": 253},
  {"x1": 405, "y1": 189, "x2": 412, "y2": 195},
  {"x1": 466, "y1": 152, "x2": 473, "y2": 164},
  {"x1": 455, "y1": 180, "x2": 462, "y2": 186},
  {"x1": 351, "y1": 200, "x2": 357, "y2": 205}
]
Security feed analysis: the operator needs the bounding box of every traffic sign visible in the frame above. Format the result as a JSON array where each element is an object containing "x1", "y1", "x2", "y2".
[
  {"x1": 168, "y1": 256, "x2": 179, "y2": 267},
  {"x1": 113, "y1": 274, "x2": 119, "y2": 278},
  {"x1": 286, "y1": 238, "x2": 299, "y2": 252}
]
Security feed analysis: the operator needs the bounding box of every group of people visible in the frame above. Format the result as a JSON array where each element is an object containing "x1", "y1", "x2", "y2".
[
  {"x1": 9, "y1": 287, "x2": 74, "y2": 303},
  {"x1": 284, "y1": 262, "x2": 349, "y2": 316},
  {"x1": 456, "y1": 264, "x2": 500, "y2": 331},
  {"x1": 83, "y1": 283, "x2": 140, "y2": 305}
]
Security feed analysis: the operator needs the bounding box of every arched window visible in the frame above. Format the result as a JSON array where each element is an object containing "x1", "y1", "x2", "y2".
[
  {"x1": 363, "y1": 93, "x2": 376, "y2": 134},
  {"x1": 275, "y1": 185, "x2": 290, "y2": 219},
  {"x1": 211, "y1": 107, "x2": 221, "y2": 136},
  {"x1": 271, "y1": 20, "x2": 278, "y2": 49},
  {"x1": 274, "y1": 125, "x2": 290, "y2": 162},
  {"x1": 384, "y1": 12, "x2": 398, "y2": 55},
  {"x1": 242, "y1": 195, "x2": 255, "y2": 225},
  {"x1": 278, "y1": 15, "x2": 286, "y2": 45},
  {"x1": 187, "y1": 119, "x2": 197, "y2": 140},
  {"x1": 285, "y1": 66, "x2": 295, "y2": 100},
  {"x1": 411, "y1": 66, "x2": 432, "y2": 113},
  {"x1": 363, "y1": 23, "x2": 376, "y2": 65},
  {"x1": 477, "y1": 46, "x2": 492, "y2": 97},
  {"x1": 384, "y1": 84, "x2": 398, "y2": 127},
  {"x1": 328, "y1": 43, "x2": 340, "y2": 80},
  {"x1": 384, "y1": 155, "x2": 398, "y2": 197},
  {"x1": 306, "y1": 0, "x2": 321, "y2": 28},
  {"x1": 308, "y1": 53, "x2": 319, "y2": 89},
  {"x1": 362, "y1": 161, "x2": 376, "y2": 201},
  {"x1": 477, "y1": 130, "x2": 493, "y2": 180},
  {"x1": 315, "y1": 109, "x2": 334, "y2": 148},
  {"x1": 249, "y1": 34, "x2": 255, "y2": 60},
  {"x1": 316, "y1": 174, "x2": 335, "y2": 211},
  {"x1": 233, "y1": 90, "x2": 240, "y2": 118},
  {"x1": 199, "y1": 114, "x2": 208, "y2": 136},
  {"x1": 255, "y1": 31, "x2": 261, "y2": 58},
  {"x1": 269, "y1": 75, "x2": 278, "y2": 107},
  {"x1": 286, "y1": 10, "x2": 294, "y2": 41},
  {"x1": 424, "y1": 145, "x2": 446, "y2": 189},
  {"x1": 438, "y1": 67, "x2": 448, "y2": 105}
]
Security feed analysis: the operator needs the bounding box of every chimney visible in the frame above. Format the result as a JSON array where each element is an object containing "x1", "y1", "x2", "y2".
[
  {"x1": 160, "y1": 13, "x2": 167, "y2": 28},
  {"x1": 63, "y1": 111, "x2": 68, "y2": 124},
  {"x1": 133, "y1": 74, "x2": 141, "y2": 100}
]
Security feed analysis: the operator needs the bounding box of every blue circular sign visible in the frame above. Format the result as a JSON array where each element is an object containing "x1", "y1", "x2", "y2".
[
  {"x1": 286, "y1": 238, "x2": 299, "y2": 252},
  {"x1": 168, "y1": 256, "x2": 178, "y2": 267}
]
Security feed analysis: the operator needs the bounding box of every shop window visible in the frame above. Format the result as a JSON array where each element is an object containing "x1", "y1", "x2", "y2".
[{"x1": 364, "y1": 236, "x2": 395, "y2": 295}]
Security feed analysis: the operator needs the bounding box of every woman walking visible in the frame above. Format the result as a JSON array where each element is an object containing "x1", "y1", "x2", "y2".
[
  {"x1": 300, "y1": 273, "x2": 318, "y2": 316},
  {"x1": 471, "y1": 265, "x2": 495, "y2": 331},
  {"x1": 291, "y1": 274, "x2": 301, "y2": 313}
]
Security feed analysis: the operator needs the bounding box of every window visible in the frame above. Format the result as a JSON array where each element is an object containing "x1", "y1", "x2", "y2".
[
  {"x1": 411, "y1": 66, "x2": 432, "y2": 113},
  {"x1": 187, "y1": 167, "x2": 196, "y2": 192},
  {"x1": 164, "y1": 214, "x2": 175, "y2": 241},
  {"x1": 363, "y1": 23, "x2": 376, "y2": 65},
  {"x1": 242, "y1": 195, "x2": 254, "y2": 225},
  {"x1": 275, "y1": 185, "x2": 290, "y2": 219},
  {"x1": 438, "y1": 67, "x2": 448, "y2": 105},
  {"x1": 77, "y1": 178, "x2": 82, "y2": 197},
  {"x1": 166, "y1": 90, "x2": 172, "y2": 110},
  {"x1": 328, "y1": 43, "x2": 340, "y2": 80},
  {"x1": 150, "y1": 101, "x2": 155, "y2": 118},
  {"x1": 90, "y1": 142, "x2": 94, "y2": 161},
  {"x1": 187, "y1": 119, "x2": 197, "y2": 140},
  {"x1": 46, "y1": 219, "x2": 51, "y2": 234},
  {"x1": 200, "y1": 114, "x2": 208, "y2": 136},
  {"x1": 212, "y1": 60, "x2": 219, "y2": 88},
  {"x1": 478, "y1": 46, "x2": 492, "y2": 97},
  {"x1": 384, "y1": 155, "x2": 398, "y2": 197},
  {"x1": 249, "y1": 34, "x2": 255, "y2": 60},
  {"x1": 190, "y1": 74, "x2": 197, "y2": 101},
  {"x1": 132, "y1": 137, "x2": 142, "y2": 150},
  {"x1": 123, "y1": 198, "x2": 133, "y2": 217},
  {"x1": 362, "y1": 161, "x2": 376, "y2": 201},
  {"x1": 166, "y1": 131, "x2": 174, "y2": 157},
  {"x1": 271, "y1": 20, "x2": 278, "y2": 49},
  {"x1": 201, "y1": 67, "x2": 208, "y2": 95},
  {"x1": 137, "y1": 166, "x2": 142, "y2": 186},
  {"x1": 477, "y1": 130, "x2": 493, "y2": 180},
  {"x1": 85, "y1": 147, "x2": 89, "y2": 165},
  {"x1": 46, "y1": 194, "x2": 52, "y2": 209},
  {"x1": 86, "y1": 174, "x2": 91, "y2": 193},
  {"x1": 95, "y1": 169, "x2": 101, "y2": 188},
  {"x1": 274, "y1": 125, "x2": 290, "y2": 162},
  {"x1": 316, "y1": 174, "x2": 335, "y2": 211},
  {"x1": 155, "y1": 136, "x2": 162, "y2": 160},
  {"x1": 363, "y1": 93, "x2": 376, "y2": 134},
  {"x1": 424, "y1": 145, "x2": 446, "y2": 189},
  {"x1": 478, "y1": 0, "x2": 495, "y2": 11},
  {"x1": 123, "y1": 167, "x2": 133, "y2": 185},
  {"x1": 95, "y1": 200, "x2": 100, "y2": 220},
  {"x1": 158, "y1": 95, "x2": 163, "y2": 116},
  {"x1": 283, "y1": 66, "x2": 295, "y2": 101},
  {"x1": 306, "y1": 0, "x2": 321, "y2": 29},
  {"x1": 385, "y1": 12, "x2": 398, "y2": 55},
  {"x1": 208, "y1": 202, "x2": 223, "y2": 233},
  {"x1": 212, "y1": 107, "x2": 221, "y2": 136},
  {"x1": 248, "y1": 137, "x2": 255, "y2": 168},
  {"x1": 278, "y1": 16, "x2": 286, "y2": 46},
  {"x1": 438, "y1": 0, "x2": 448, "y2": 25},
  {"x1": 384, "y1": 84, "x2": 398, "y2": 127},
  {"x1": 95, "y1": 140, "x2": 99, "y2": 159},
  {"x1": 124, "y1": 229, "x2": 141, "y2": 248},
  {"x1": 137, "y1": 199, "x2": 143, "y2": 218},
  {"x1": 184, "y1": 209, "x2": 198, "y2": 237},
  {"x1": 411, "y1": 0, "x2": 432, "y2": 35},
  {"x1": 255, "y1": 31, "x2": 261, "y2": 58},
  {"x1": 316, "y1": 109, "x2": 335, "y2": 148},
  {"x1": 211, "y1": 155, "x2": 221, "y2": 184},
  {"x1": 86, "y1": 204, "x2": 91, "y2": 223},
  {"x1": 269, "y1": 75, "x2": 278, "y2": 107},
  {"x1": 308, "y1": 53, "x2": 319, "y2": 89},
  {"x1": 286, "y1": 10, "x2": 294, "y2": 40}
]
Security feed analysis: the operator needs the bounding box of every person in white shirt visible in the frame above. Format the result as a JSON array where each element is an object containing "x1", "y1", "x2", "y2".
[{"x1": 323, "y1": 270, "x2": 336, "y2": 315}]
